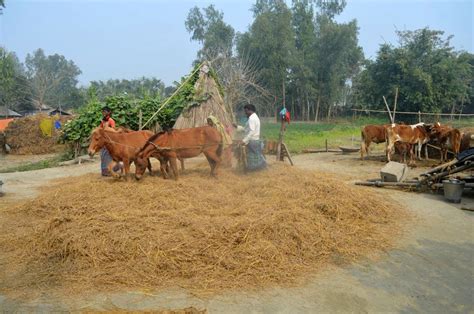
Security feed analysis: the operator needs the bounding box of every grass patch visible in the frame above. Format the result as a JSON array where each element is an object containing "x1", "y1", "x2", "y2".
[
  {"x1": 0, "y1": 158, "x2": 62, "y2": 173},
  {"x1": 261, "y1": 117, "x2": 381, "y2": 153},
  {"x1": 261, "y1": 116, "x2": 474, "y2": 153}
]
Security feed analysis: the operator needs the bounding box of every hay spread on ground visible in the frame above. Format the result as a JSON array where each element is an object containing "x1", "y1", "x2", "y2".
[
  {"x1": 4, "y1": 114, "x2": 68, "y2": 154},
  {"x1": 0, "y1": 164, "x2": 406, "y2": 297}
]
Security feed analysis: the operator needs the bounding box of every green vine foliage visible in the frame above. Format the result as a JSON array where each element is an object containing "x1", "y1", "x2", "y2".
[{"x1": 62, "y1": 65, "x2": 202, "y2": 144}]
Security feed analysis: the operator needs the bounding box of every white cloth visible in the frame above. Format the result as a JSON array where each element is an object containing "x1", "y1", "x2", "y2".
[{"x1": 242, "y1": 113, "x2": 260, "y2": 145}]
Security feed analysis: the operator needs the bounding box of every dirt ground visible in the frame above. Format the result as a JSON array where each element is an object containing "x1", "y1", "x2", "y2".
[{"x1": 0, "y1": 152, "x2": 473, "y2": 313}]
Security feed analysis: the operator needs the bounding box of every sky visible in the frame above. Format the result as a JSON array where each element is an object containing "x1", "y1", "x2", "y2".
[{"x1": 0, "y1": 0, "x2": 472, "y2": 86}]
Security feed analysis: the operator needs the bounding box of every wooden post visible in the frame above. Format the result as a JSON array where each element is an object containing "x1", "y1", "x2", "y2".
[
  {"x1": 383, "y1": 96, "x2": 393, "y2": 123},
  {"x1": 276, "y1": 80, "x2": 286, "y2": 161},
  {"x1": 325, "y1": 139, "x2": 328, "y2": 152},
  {"x1": 276, "y1": 118, "x2": 284, "y2": 161},
  {"x1": 138, "y1": 109, "x2": 143, "y2": 130},
  {"x1": 393, "y1": 87, "x2": 398, "y2": 122},
  {"x1": 418, "y1": 111, "x2": 421, "y2": 123}
]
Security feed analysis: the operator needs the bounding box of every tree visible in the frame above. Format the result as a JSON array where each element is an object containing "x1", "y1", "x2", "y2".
[
  {"x1": 313, "y1": 0, "x2": 346, "y2": 18},
  {"x1": 0, "y1": 0, "x2": 5, "y2": 14},
  {"x1": 235, "y1": 0, "x2": 362, "y2": 120},
  {"x1": 290, "y1": 0, "x2": 317, "y2": 120},
  {"x1": 89, "y1": 77, "x2": 166, "y2": 101},
  {"x1": 313, "y1": 15, "x2": 363, "y2": 120},
  {"x1": 237, "y1": 0, "x2": 295, "y2": 116},
  {"x1": 185, "y1": 5, "x2": 235, "y2": 63},
  {"x1": 0, "y1": 47, "x2": 34, "y2": 112},
  {"x1": 354, "y1": 28, "x2": 473, "y2": 116},
  {"x1": 25, "y1": 48, "x2": 82, "y2": 109}
]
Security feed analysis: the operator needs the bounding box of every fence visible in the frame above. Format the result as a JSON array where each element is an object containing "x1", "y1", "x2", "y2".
[{"x1": 351, "y1": 109, "x2": 474, "y2": 128}]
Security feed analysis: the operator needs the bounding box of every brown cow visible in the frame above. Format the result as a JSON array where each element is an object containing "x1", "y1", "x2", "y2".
[
  {"x1": 386, "y1": 123, "x2": 432, "y2": 162},
  {"x1": 135, "y1": 126, "x2": 222, "y2": 180},
  {"x1": 431, "y1": 123, "x2": 461, "y2": 162},
  {"x1": 360, "y1": 124, "x2": 388, "y2": 160},
  {"x1": 88, "y1": 127, "x2": 155, "y2": 179},
  {"x1": 460, "y1": 132, "x2": 474, "y2": 152},
  {"x1": 394, "y1": 142, "x2": 414, "y2": 164}
]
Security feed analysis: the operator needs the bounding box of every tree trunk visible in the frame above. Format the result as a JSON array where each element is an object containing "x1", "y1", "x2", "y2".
[
  {"x1": 450, "y1": 102, "x2": 456, "y2": 121},
  {"x1": 314, "y1": 95, "x2": 320, "y2": 123},
  {"x1": 306, "y1": 95, "x2": 310, "y2": 121},
  {"x1": 327, "y1": 103, "x2": 332, "y2": 122}
]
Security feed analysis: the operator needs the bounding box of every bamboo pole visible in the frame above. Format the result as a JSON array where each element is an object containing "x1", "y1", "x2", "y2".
[
  {"x1": 393, "y1": 87, "x2": 398, "y2": 122},
  {"x1": 141, "y1": 62, "x2": 203, "y2": 129},
  {"x1": 382, "y1": 96, "x2": 394, "y2": 123}
]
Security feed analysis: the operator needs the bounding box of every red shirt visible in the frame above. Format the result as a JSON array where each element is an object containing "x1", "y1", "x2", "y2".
[{"x1": 100, "y1": 117, "x2": 116, "y2": 128}]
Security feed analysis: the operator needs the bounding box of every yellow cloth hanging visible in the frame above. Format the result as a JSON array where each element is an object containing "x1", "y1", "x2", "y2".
[
  {"x1": 39, "y1": 118, "x2": 54, "y2": 137},
  {"x1": 207, "y1": 115, "x2": 232, "y2": 146}
]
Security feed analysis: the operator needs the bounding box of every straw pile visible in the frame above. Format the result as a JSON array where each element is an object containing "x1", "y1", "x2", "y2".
[
  {"x1": 0, "y1": 164, "x2": 406, "y2": 296},
  {"x1": 4, "y1": 114, "x2": 67, "y2": 154},
  {"x1": 174, "y1": 63, "x2": 234, "y2": 130}
]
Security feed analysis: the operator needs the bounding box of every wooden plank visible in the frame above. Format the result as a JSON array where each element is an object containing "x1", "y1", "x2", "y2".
[
  {"x1": 302, "y1": 149, "x2": 341, "y2": 153},
  {"x1": 281, "y1": 143, "x2": 294, "y2": 166}
]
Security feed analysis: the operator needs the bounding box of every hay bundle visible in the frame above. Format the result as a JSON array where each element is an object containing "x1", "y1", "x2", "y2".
[
  {"x1": 174, "y1": 63, "x2": 234, "y2": 129},
  {"x1": 4, "y1": 115, "x2": 67, "y2": 154},
  {"x1": 0, "y1": 164, "x2": 406, "y2": 296}
]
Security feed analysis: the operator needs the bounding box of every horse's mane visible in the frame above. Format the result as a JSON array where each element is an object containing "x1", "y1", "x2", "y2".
[
  {"x1": 137, "y1": 131, "x2": 166, "y2": 153},
  {"x1": 147, "y1": 130, "x2": 169, "y2": 142},
  {"x1": 116, "y1": 126, "x2": 133, "y2": 133},
  {"x1": 91, "y1": 126, "x2": 133, "y2": 135}
]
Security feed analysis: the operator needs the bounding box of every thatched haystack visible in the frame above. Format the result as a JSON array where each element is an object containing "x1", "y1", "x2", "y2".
[
  {"x1": 4, "y1": 115, "x2": 68, "y2": 155},
  {"x1": 174, "y1": 62, "x2": 234, "y2": 129},
  {"x1": 0, "y1": 164, "x2": 406, "y2": 296}
]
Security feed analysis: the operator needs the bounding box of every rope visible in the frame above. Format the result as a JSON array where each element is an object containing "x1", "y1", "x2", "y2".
[
  {"x1": 351, "y1": 109, "x2": 474, "y2": 117},
  {"x1": 103, "y1": 132, "x2": 145, "y2": 150},
  {"x1": 101, "y1": 132, "x2": 226, "y2": 152},
  {"x1": 140, "y1": 62, "x2": 204, "y2": 130},
  {"x1": 145, "y1": 140, "x2": 228, "y2": 152}
]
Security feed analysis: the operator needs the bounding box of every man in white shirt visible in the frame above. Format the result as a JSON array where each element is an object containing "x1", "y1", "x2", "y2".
[{"x1": 238, "y1": 104, "x2": 266, "y2": 171}]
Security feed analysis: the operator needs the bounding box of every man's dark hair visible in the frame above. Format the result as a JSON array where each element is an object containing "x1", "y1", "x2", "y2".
[
  {"x1": 243, "y1": 104, "x2": 256, "y2": 112},
  {"x1": 102, "y1": 106, "x2": 112, "y2": 113}
]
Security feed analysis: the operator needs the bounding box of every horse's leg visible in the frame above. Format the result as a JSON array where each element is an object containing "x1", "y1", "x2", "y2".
[
  {"x1": 158, "y1": 158, "x2": 168, "y2": 179},
  {"x1": 108, "y1": 161, "x2": 121, "y2": 178},
  {"x1": 180, "y1": 158, "x2": 185, "y2": 173},
  {"x1": 204, "y1": 148, "x2": 221, "y2": 177},
  {"x1": 424, "y1": 143, "x2": 429, "y2": 160},
  {"x1": 123, "y1": 159, "x2": 131, "y2": 181},
  {"x1": 147, "y1": 158, "x2": 154, "y2": 176},
  {"x1": 204, "y1": 153, "x2": 216, "y2": 176},
  {"x1": 169, "y1": 157, "x2": 179, "y2": 180}
]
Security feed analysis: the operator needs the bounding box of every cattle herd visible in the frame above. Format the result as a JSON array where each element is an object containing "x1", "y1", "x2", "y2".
[{"x1": 361, "y1": 122, "x2": 472, "y2": 164}]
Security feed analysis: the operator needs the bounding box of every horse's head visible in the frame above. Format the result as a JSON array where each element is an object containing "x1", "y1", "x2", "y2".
[
  {"x1": 134, "y1": 156, "x2": 149, "y2": 180},
  {"x1": 135, "y1": 132, "x2": 165, "y2": 180},
  {"x1": 88, "y1": 127, "x2": 106, "y2": 157}
]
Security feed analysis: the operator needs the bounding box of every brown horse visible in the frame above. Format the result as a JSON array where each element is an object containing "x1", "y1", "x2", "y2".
[
  {"x1": 135, "y1": 126, "x2": 222, "y2": 180},
  {"x1": 88, "y1": 127, "x2": 155, "y2": 179}
]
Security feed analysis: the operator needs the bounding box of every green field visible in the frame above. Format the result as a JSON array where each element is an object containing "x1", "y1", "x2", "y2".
[{"x1": 261, "y1": 117, "x2": 474, "y2": 154}]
